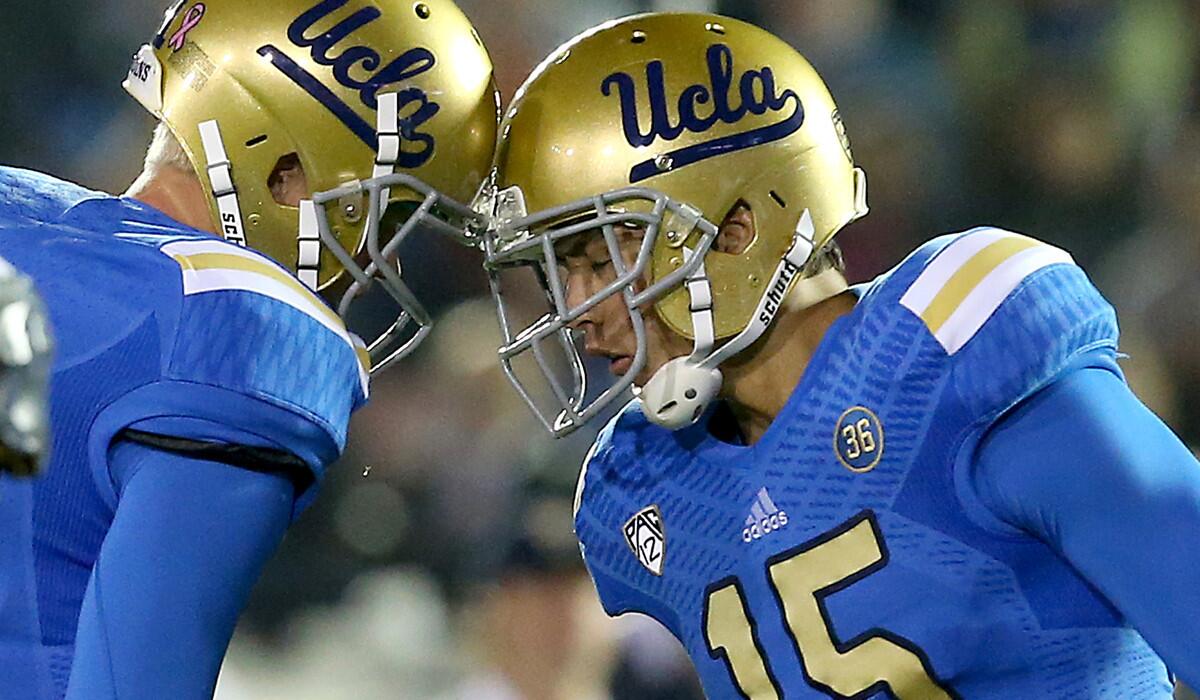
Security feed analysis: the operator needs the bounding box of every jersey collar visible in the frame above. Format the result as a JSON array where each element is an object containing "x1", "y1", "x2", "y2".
[{"x1": 687, "y1": 302, "x2": 857, "y2": 468}]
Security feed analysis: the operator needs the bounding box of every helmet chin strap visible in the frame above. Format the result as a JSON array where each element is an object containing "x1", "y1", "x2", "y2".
[
  {"x1": 197, "y1": 119, "x2": 247, "y2": 248},
  {"x1": 638, "y1": 210, "x2": 844, "y2": 430},
  {"x1": 371, "y1": 92, "x2": 401, "y2": 215},
  {"x1": 296, "y1": 92, "x2": 401, "y2": 291}
]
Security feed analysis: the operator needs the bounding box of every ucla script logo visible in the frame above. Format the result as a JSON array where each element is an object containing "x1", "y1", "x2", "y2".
[
  {"x1": 602, "y1": 44, "x2": 804, "y2": 183},
  {"x1": 258, "y1": 0, "x2": 439, "y2": 166}
]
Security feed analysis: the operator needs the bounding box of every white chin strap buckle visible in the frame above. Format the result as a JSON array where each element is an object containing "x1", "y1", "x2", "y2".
[
  {"x1": 296, "y1": 200, "x2": 321, "y2": 290},
  {"x1": 638, "y1": 357, "x2": 723, "y2": 431},
  {"x1": 294, "y1": 93, "x2": 402, "y2": 292},
  {"x1": 372, "y1": 92, "x2": 400, "y2": 214},
  {"x1": 640, "y1": 246, "x2": 721, "y2": 430},
  {"x1": 638, "y1": 209, "x2": 820, "y2": 432}
]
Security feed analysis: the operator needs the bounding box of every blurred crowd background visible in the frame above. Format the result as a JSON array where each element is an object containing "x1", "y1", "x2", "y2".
[{"x1": 2, "y1": 0, "x2": 1199, "y2": 697}]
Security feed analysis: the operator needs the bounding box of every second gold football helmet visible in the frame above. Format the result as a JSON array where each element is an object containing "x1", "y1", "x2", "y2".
[
  {"x1": 124, "y1": 0, "x2": 500, "y2": 371},
  {"x1": 479, "y1": 13, "x2": 868, "y2": 435}
]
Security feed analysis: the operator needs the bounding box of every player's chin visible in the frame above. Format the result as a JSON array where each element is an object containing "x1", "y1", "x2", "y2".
[{"x1": 630, "y1": 362, "x2": 664, "y2": 387}]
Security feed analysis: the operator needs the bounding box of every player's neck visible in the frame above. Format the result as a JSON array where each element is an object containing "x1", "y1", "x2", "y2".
[
  {"x1": 721, "y1": 278, "x2": 856, "y2": 445},
  {"x1": 124, "y1": 167, "x2": 216, "y2": 234}
]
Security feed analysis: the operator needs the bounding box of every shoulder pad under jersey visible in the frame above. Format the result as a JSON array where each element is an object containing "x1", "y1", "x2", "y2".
[
  {"x1": 89, "y1": 235, "x2": 370, "y2": 514},
  {"x1": 160, "y1": 238, "x2": 369, "y2": 443},
  {"x1": 573, "y1": 398, "x2": 686, "y2": 514},
  {"x1": 0, "y1": 166, "x2": 97, "y2": 225},
  {"x1": 896, "y1": 227, "x2": 1118, "y2": 419}
]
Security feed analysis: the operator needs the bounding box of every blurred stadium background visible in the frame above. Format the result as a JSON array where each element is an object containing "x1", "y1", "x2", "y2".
[{"x1": 2, "y1": 0, "x2": 1199, "y2": 697}]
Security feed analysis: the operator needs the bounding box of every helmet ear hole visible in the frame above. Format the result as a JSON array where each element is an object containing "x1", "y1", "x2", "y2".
[
  {"x1": 267, "y1": 153, "x2": 307, "y2": 207},
  {"x1": 714, "y1": 199, "x2": 755, "y2": 256}
]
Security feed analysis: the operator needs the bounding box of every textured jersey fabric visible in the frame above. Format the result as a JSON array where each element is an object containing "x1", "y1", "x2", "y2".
[
  {"x1": 575, "y1": 228, "x2": 1175, "y2": 699},
  {"x1": 0, "y1": 166, "x2": 367, "y2": 698}
]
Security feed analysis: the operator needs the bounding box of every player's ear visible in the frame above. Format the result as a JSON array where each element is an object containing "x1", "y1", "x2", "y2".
[
  {"x1": 715, "y1": 200, "x2": 755, "y2": 256},
  {"x1": 267, "y1": 154, "x2": 309, "y2": 208}
]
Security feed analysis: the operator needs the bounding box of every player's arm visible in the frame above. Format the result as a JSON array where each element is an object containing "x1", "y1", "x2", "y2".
[
  {"x1": 971, "y1": 357, "x2": 1200, "y2": 686},
  {"x1": 65, "y1": 437, "x2": 295, "y2": 699}
]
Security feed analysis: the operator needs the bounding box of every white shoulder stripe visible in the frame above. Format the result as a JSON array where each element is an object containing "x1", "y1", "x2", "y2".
[
  {"x1": 933, "y1": 245, "x2": 1074, "y2": 355},
  {"x1": 574, "y1": 442, "x2": 598, "y2": 519},
  {"x1": 900, "y1": 228, "x2": 1012, "y2": 313},
  {"x1": 901, "y1": 230, "x2": 1075, "y2": 355},
  {"x1": 180, "y1": 268, "x2": 370, "y2": 397}
]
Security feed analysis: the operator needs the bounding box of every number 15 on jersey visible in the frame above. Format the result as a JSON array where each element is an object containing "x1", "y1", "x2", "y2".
[{"x1": 703, "y1": 511, "x2": 959, "y2": 699}]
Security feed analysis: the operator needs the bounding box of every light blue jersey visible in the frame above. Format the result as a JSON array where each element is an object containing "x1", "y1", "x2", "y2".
[
  {"x1": 575, "y1": 228, "x2": 1177, "y2": 699},
  {"x1": 0, "y1": 166, "x2": 368, "y2": 696}
]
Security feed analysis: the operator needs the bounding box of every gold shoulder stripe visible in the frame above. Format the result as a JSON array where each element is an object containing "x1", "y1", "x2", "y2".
[
  {"x1": 353, "y1": 342, "x2": 372, "y2": 376},
  {"x1": 919, "y1": 235, "x2": 1041, "y2": 334},
  {"x1": 173, "y1": 251, "x2": 342, "y2": 330},
  {"x1": 900, "y1": 230, "x2": 1075, "y2": 355}
]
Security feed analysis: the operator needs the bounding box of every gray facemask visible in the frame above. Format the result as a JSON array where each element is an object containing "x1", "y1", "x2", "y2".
[
  {"x1": 478, "y1": 184, "x2": 719, "y2": 437},
  {"x1": 298, "y1": 92, "x2": 486, "y2": 375}
]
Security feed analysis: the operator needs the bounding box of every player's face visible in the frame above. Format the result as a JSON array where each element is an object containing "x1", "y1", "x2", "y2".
[{"x1": 558, "y1": 225, "x2": 692, "y2": 387}]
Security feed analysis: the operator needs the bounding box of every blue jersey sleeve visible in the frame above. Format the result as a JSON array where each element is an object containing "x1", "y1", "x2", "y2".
[
  {"x1": 970, "y1": 357, "x2": 1200, "y2": 687},
  {"x1": 66, "y1": 439, "x2": 293, "y2": 699},
  {"x1": 88, "y1": 239, "x2": 369, "y2": 515},
  {"x1": 903, "y1": 230, "x2": 1122, "y2": 532}
]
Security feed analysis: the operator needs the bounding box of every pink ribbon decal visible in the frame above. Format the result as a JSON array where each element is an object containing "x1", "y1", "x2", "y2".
[{"x1": 168, "y1": 3, "x2": 206, "y2": 52}]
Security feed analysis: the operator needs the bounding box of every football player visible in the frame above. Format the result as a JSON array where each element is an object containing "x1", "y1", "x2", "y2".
[
  {"x1": 0, "y1": 0, "x2": 498, "y2": 697},
  {"x1": 478, "y1": 13, "x2": 1199, "y2": 699}
]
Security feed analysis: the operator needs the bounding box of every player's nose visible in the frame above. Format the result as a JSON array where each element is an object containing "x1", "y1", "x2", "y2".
[
  {"x1": 564, "y1": 272, "x2": 602, "y2": 348},
  {"x1": 563, "y1": 268, "x2": 589, "y2": 310}
]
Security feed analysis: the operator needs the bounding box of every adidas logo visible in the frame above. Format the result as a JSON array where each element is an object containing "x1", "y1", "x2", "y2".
[{"x1": 742, "y1": 488, "x2": 789, "y2": 543}]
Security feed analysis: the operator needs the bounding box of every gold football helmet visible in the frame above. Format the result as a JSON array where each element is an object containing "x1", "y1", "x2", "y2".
[
  {"x1": 124, "y1": 0, "x2": 500, "y2": 371},
  {"x1": 480, "y1": 13, "x2": 868, "y2": 435}
]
